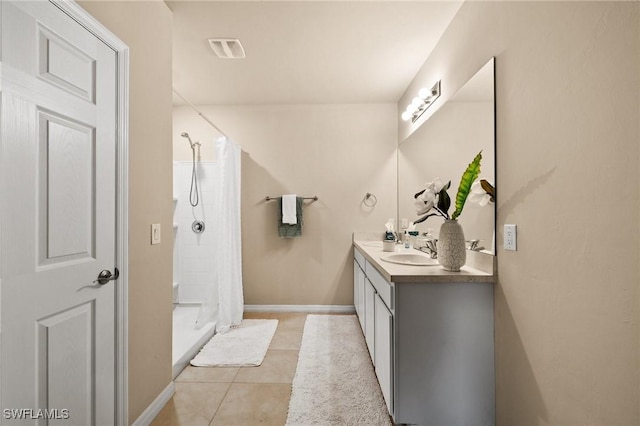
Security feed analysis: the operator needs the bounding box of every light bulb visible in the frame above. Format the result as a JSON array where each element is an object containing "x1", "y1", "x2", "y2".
[
  {"x1": 401, "y1": 111, "x2": 412, "y2": 121},
  {"x1": 406, "y1": 103, "x2": 418, "y2": 114},
  {"x1": 411, "y1": 97, "x2": 422, "y2": 108},
  {"x1": 418, "y1": 87, "x2": 429, "y2": 99}
]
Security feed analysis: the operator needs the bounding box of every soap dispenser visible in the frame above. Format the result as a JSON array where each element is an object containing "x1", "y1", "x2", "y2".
[{"x1": 407, "y1": 221, "x2": 419, "y2": 249}]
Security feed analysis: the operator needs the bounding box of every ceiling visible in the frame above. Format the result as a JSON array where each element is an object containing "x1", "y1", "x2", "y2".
[{"x1": 168, "y1": 1, "x2": 463, "y2": 106}]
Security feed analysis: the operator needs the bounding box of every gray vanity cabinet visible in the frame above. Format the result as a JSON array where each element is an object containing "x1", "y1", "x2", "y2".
[
  {"x1": 354, "y1": 247, "x2": 394, "y2": 414},
  {"x1": 353, "y1": 246, "x2": 495, "y2": 426}
]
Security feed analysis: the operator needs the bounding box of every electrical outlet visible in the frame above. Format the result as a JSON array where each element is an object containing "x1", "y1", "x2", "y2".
[
  {"x1": 151, "y1": 223, "x2": 161, "y2": 245},
  {"x1": 504, "y1": 224, "x2": 517, "y2": 251}
]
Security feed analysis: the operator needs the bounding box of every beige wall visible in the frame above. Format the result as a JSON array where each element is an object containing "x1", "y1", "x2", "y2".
[
  {"x1": 174, "y1": 104, "x2": 397, "y2": 305},
  {"x1": 399, "y1": 1, "x2": 639, "y2": 424},
  {"x1": 78, "y1": 2, "x2": 174, "y2": 424}
]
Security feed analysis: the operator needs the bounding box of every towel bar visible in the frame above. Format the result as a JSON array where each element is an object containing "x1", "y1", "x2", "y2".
[{"x1": 265, "y1": 195, "x2": 318, "y2": 201}]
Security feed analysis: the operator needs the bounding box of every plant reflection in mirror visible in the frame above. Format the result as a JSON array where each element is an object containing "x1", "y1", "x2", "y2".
[{"x1": 468, "y1": 179, "x2": 495, "y2": 206}]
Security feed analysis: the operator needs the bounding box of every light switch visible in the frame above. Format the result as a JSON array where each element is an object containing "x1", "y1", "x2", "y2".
[{"x1": 151, "y1": 223, "x2": 161, "y2": 245}]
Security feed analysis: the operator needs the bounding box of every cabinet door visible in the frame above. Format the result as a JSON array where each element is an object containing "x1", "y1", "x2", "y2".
[
  {"x1": 364, "y1": 279, "x2": 376, "y2": 362},
  {"x1": 353, "y1": 260, "x2": 360, "y2": 317},
  {"x1": 354, "y1": 260, "x2": 366, "y2": 331},
  {"x1": 375, "y1": 295, "x2": 393, "y2": 414},
  {"x1": 359, "y1": 268, "x2": 366, "y2": 326},
  {"x1": 358, "y1": 265, "x2": 366, "y2": 330}
]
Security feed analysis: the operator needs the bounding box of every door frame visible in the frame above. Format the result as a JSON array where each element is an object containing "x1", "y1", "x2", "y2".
[{"x1": 0, "y1": 1, "x2": 130, "y2": 424}]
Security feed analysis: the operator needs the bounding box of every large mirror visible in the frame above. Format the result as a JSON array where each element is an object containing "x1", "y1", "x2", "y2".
[{"x1": 398, "y1": 58, "x2": 496, "y2": 254}]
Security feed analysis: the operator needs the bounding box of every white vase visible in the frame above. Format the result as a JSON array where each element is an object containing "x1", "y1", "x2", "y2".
[{"x1": 437, "y1": 220, "x2": 466, "y2": 271}]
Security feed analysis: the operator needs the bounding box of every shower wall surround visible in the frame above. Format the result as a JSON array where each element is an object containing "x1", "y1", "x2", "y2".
[{"x1": 173, "y1": 162, "x2": 219, "y2": 304}]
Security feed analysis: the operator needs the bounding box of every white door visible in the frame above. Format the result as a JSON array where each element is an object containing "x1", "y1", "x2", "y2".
[{"x1": 1, "y1": 1, "x2": 118, "y2": 425}]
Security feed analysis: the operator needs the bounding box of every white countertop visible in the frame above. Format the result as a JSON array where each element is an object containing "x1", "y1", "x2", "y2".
[{"x1": 353, "y1": 237, "x2": 496, "y2": 284}]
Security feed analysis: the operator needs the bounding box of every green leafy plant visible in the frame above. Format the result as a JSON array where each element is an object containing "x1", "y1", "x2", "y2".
[
  {"x1": 452, "y1": 151, "x2": 482, "y2": 219},
  {"x1": 414, "y1": 151, "x2": 486, "y2": 224}
]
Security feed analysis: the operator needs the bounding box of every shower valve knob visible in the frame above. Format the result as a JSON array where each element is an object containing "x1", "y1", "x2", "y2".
[{"x1": 192, "y1": 220, "x2": 205, "y2": 234}]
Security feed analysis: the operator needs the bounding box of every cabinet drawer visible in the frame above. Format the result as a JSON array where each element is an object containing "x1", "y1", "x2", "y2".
[
  {"x1": 354, "y1": 247, "x2": 365, "y2": 269},
  {"x1": 365, "y1": 261, "x2": 393, "y2": 310}
]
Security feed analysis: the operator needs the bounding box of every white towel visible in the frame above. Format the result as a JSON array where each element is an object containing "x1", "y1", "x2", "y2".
[{"x1": 282, "y1": 194, "x2": 297, "y2": 224}]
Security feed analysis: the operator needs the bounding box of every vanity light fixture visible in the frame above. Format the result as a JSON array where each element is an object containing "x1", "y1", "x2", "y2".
[{"x1": 401, "y1": 80, "x2": 441, "y2": 123}]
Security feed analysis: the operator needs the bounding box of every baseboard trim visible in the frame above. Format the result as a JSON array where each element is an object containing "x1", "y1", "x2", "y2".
[
  {"x1": 131, "y1": 381, "x2": 175, "y2": 426},
  {"x1": 244, "y1": 304, "x2": 355, "y2": 314}
]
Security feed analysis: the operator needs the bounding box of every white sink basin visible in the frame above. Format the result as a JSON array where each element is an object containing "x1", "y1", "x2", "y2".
[{"x1": 380, "y1": 253, "x2": 439, "y2": 266}]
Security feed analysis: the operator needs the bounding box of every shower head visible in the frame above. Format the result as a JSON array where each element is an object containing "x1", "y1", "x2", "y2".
[{"x1": 181, "y1": 132, "x2": 195, "y2": 149}]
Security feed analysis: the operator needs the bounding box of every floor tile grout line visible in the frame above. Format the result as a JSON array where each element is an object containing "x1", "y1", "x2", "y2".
[
  {"x1": 229, "y1": 365, "x2": 241, "y2": 383},
  {"x1": 207, "y1": 380, "x2": 235, "y2": 426}
]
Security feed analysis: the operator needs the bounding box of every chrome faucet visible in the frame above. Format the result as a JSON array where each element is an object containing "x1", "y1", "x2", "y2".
[
  {"x1": 467, "y1": 240, "x2": 485, "y2": 251},
  {"x1": 394, "y1": 231, "x2": 404, "y2": 244},
  {"x1": 418, "y1": 239, "x2": 438, "y2": 259}
]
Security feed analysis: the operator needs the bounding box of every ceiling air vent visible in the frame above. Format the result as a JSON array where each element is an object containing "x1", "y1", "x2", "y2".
[{"x1": 208, "y1": 38, "x2": 246, "y2": 59}]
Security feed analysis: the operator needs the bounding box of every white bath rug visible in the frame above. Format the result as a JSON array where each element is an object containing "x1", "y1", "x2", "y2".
[
  {"x1": 190, "y1": 319, "x2": 278, "y2": 367},
  {"x1": 286, "y1": 315, "x2": 391, "y2": 425}
]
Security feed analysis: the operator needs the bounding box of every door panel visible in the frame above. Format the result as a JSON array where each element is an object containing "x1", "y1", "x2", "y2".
[
  {"x1": 39, "y1": 110, "x2": 96, "y2": 265},
  {"x1": 38, "y1": 26, "x2": 97, "y2": 102},
  {"x1": 37, "y1": 302, "x2": 95, "y2": 426},
  {"x1": 1, "y1": 2, "x2": 118, "y2": 425}
]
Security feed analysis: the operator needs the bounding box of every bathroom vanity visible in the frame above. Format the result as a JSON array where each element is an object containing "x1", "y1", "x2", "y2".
[{"x1": 353, "y1": 237, "x2": 496, "y2": 426}]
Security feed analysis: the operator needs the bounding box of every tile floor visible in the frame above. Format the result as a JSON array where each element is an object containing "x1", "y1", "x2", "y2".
[{"x1": 151, "y1": 312, "x2": 307, "y2": 426}]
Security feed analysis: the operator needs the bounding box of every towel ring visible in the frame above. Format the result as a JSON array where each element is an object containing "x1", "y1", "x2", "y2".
[{"x1": 363, "y1": 193, "x2": 377, "y2": 207}]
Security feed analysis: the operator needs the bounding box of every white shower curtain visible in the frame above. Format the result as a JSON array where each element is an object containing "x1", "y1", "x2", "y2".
[{"x1": 196, "y1": 137, "x2": 244, "y2": 332}]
